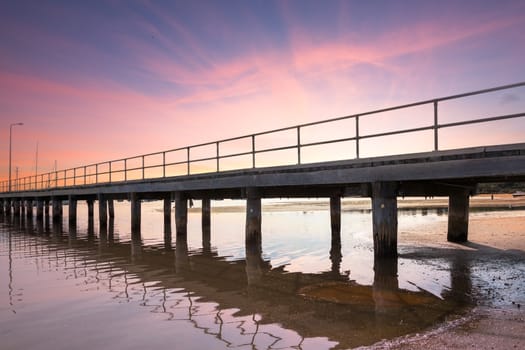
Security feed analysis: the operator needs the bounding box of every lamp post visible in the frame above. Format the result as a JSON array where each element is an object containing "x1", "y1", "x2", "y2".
[{"x1": 9, "y1": 122, "x2": 24, "y2": 192}]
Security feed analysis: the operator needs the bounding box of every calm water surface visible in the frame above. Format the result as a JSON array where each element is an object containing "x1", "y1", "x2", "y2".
[{"x1": 1, "y1": 200, "x2": 523, "y2": 349}]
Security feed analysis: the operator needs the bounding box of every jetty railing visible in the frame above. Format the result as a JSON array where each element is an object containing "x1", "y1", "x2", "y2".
[{"x1": 2, "y1": 81, "x2": 525, "y2": 193}]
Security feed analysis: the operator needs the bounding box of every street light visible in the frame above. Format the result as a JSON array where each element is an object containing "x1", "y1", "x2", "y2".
[{"x1": 9, "y1": 122, "x2": 24, "y2": 192}]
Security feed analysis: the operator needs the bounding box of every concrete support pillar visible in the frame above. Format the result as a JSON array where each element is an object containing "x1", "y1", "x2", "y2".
[
  {"x1": 108, "y1": 199, "x2": 115, "y2": 218},
  {"x1": 15, "y1": 200, "x2": 22, "y2": 217},
  {"x1": 163, "y1": 196, "x2": 172, "y2": 232},
  {"x1": 52, "y1": 198, "x2": 62, "y2": 223},
  {"x1": 5, "y1": 200, "x2": 11, "y2": 216},
  {"x1": 130, "y1": 192, "x2": 141, "y2": 236},
  {"x1": 0, "y1": 200, "x2": 4, "y2": 216},
  {"x1": 202, "y1": 198, "x2": 211, "y2": 252},
  {"x1": 163, "y1": 195, "x2": 172, "y2": 248},
  {"x1": 26, "y1": 200, "x2": 33, "y2": 218},
  {"x1": 68, "y1": 195, "x2": 77, "y2": 228},
  {"x1": 36, "y1": 199, "x2": 44, "y2": 220},
  {"x1": 87, "y1": 199, "x2": 94, "y2": 219},
  {"x1": 20, "y1": 200, "x2": 26, "y2": 217},
  {"x1": 14, "y1": 200, "x2": 21, "y2": 217},
  {"x1": 98, "y1": 194, "x2": 107, "y2": 230},
  {"x1": 175, "y1": 193, "x2": 188, "y2": 238},
  {"x1": 245, "y1": 188, "x2": 261, "y2": 248},
  {"x1": 447, "y1": 189, "x2": 470, "y2": 242},
  {"x1": 372, "y1": 182, "x2": 398, "y2": 258},
  {"x1": 330, "y1": 195, "x2": 341, "y2": 235},
  {"x1": 44, "y1": 199, "x2": 50, "y2": 219}
]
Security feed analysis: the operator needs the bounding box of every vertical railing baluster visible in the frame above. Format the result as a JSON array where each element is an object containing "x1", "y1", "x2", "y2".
[
  {"x1": 433, "y1": 101, "x2": 439, "y2": 151},
  {"x1": 187, "y1": 147, "x2": 190, "y2": 175},
  {"x1": 109, "y1": 161, "x2": 112, "y2": 183},
  {"x1": 96, "y1": 164, "x2": 98, "y2": 184},
  {"x1": 74, "y1": 168, "x2": 76, "y2": 186},
  {"x1": 216, "y1": 142, "x2": 220, "y2": 172},
  {"x1": 297, "y1": 126, "x2": 301, "y2": 164},
  {"x1": 124, "y1": 159, "x2": 127, "y2": 181},
  {"x1": 251, "y1": 135, "x2": 256, "y2": 168},
  {"x1": 64, "y1": 170, "x2": 66, "y2": 187},
  {"x1": 163, "y1": 152, "x2": 166, "y2": 178},
  {"x1": 355, "y1": 115, "x2": 360, "y2": 159},
  {"x1": 142, "y1": 156, "x2": 145, "y2": 179}
]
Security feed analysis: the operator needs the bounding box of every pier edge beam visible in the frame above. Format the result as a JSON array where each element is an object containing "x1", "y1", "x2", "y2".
[
  {"x1": 98, "y1": 194, "x2": 107, "y2": 230},
  {"x1": 372, "y1": 182, "x2": 398, "y2": 258},
  {"x1": 130, "y1": 192, "x2": 141, "y2": 236},
  {"x1": 447, "y1": 189, "x2": 470, "y2": 242},
  {"x1": 68, "y1": 195, "x2": 77, "y2": 228},
  {"x1": 175, "y1": 193, "x2": 188, "y2": 238},
  {"x1": 245, "y1": 187, "x2": 262, "y2": 248}
]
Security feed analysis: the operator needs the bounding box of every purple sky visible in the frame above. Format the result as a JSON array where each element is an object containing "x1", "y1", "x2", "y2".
[{"x1": 1, "y1": 0, "x2": 524, "y2": 179}]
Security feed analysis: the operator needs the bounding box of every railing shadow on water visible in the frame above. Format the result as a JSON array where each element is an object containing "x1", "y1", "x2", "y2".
[{"x1": 2, "y1": 81, "x2": 525, "y2": 193}]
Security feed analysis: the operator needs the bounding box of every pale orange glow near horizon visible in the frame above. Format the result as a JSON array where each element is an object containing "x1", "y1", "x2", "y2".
[{"x1": 1, "y1": 1, "x2": 524, "y2": 183}]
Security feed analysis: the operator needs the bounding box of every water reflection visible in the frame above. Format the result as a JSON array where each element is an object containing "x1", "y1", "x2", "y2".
[{"x1": 1, "y1": 214, "x2": 475, "y2": 349}]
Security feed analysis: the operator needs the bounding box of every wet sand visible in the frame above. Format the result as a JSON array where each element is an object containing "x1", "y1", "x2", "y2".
[{"x1": 366, "y1": 208, "x2": 525, "y2": 349}]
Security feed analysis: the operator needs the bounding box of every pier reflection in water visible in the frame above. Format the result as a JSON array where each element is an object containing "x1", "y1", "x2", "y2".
[{"x1": 0, "y1": 203, "x2": 475, "y2": 349}]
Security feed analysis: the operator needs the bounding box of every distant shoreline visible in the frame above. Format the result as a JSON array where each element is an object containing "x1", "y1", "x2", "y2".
[{"x1": 185, "y1": 194, "x2": 525, "y2": 213}]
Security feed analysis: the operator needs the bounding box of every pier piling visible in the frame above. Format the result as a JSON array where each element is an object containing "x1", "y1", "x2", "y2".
[
  {"x1": 130, "y1": 192, "x2": 141, "y2": 235},
  {"x1": 372, "y1": 182, "x2": 398, "y2": 258},
  {"x1": 175, "y1": 193, "x2": 188, "y2": 238},
  {"x1": 98, "y1": 194, "x2": 107, "y2": 230},
  {"x1": 36, "y1": 199, "x2": 44, "y2": 220},
  {"x1": 245, "y1": 188, "x2": 261, "y2": 247},
  {"x1": 69, "y1": 195, "x2": 77, "y2": 228},
  {"x1": 447, "y1": 189, "x2": 470, "y2": 242}
]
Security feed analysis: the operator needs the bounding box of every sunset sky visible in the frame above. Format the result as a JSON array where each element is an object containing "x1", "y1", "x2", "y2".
[{"x1": 1, "y1": 0, "x2": 524, "y2": 181}]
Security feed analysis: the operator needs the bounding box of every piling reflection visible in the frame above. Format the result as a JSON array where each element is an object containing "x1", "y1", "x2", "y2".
[{"x1": 1, "y1": 219, "x2": 474, "y2": 349}]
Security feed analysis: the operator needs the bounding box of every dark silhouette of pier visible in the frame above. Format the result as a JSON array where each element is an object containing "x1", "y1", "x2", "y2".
[{"x1": 1, "y1": 82, "x2": 525, "y2": 257}]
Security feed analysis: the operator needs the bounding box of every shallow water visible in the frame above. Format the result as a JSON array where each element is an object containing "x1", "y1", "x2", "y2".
[{"x1": 0, "y1": 201, "x2": 523, "y2": 349}]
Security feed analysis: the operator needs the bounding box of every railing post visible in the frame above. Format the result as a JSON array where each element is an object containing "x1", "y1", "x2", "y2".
[
  {"x1": 109, "y1": 161, "x2": 112, "y2": 183},
  {"x1": 251, "y1": 135, "x2": 256, "y2": 168},
  {"x1": 297, "y1": 126, "x2": 301, "y2": 164},
  {"x1": 73, "y1": 168, "x2": 76, "y2": 186},
  {"x1": 64, "y1": 170, "x2": 66, "y2": 187},
  {"x1": 83, "y1": 166, "x2": 87, "y2": 185},
  {"x1": 162, "y1": 152, "x2": 166, "y2": 178},
  {"x1": 96, "y1": 164, "x2": 99, "y2": 184},
  {"x1": 216, "y1": 142, "x2": 220, "y2": 172},
  {"x1": 142, "y1": 156, "x2": 145, "y2": 179},
  {"x1": 186, "y1": 147, "x2": 190, "y2": 175},
  {"x1": 355, "y1": 115, "x2": 360, "y2": 159},
  {"x1": 434, "y1": 101, "x2": 438, "y2": 151},
  {"x1": 124, "y1": 159, "x2": 127, "y2": 181},
  {"x1": 55, "y1": 170, "x2": 58, "y2": 188}
]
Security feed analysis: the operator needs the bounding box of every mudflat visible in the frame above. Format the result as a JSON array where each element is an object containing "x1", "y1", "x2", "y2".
[{"x1": 367, "y1": 199, "x2": 525, "y2": 350}]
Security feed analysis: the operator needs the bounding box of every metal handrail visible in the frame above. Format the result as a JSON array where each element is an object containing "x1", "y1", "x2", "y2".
[{"x1": 2, "y1": 81, "x2": 525, "y2": 193}]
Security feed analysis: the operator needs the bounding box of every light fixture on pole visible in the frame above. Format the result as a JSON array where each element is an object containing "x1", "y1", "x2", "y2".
[{"x1": 9, "y1": 122, "x2": 24, "y2": 192}]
